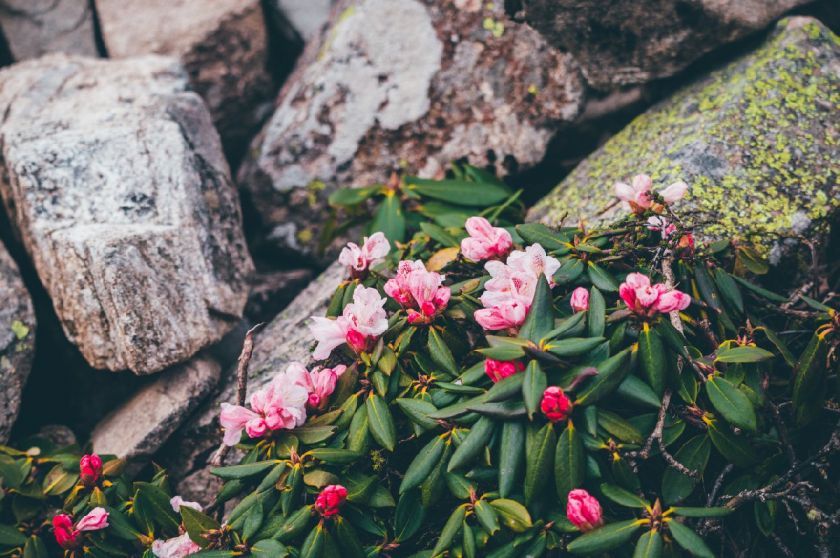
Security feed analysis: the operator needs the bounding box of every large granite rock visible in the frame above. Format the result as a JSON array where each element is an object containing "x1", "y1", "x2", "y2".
[
  {"x1": 96, "y1": 0, "x2": 274, "y2": 149},
  {"x1": 0, "y1": 241, "x2": 35, "y2": 443},
  {"x1": 91, "y1": 356, "x2": 220, "y2": 468},
  {"x1": 529, "y1": 17, "x2": 840, "y2": 261},
  {"x1": 238, "y1": 0, "x2": 584, "y2": 260},
  {"x1": 518, "y1": 0, "x2": 812, "y2": 89},
  {"x1": 271, "y1": 0, "x2": 335, "y2": 41},
  {"x1": 0, "y1": 54, "x2": 254, "y2": 374},
  {"x1": 0, "y1": 0, "x2": 98, "y2": 61}
]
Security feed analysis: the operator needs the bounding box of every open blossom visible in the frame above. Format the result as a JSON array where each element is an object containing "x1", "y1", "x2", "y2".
[
  {"x1": 474, "y1": 299, "x2": 529, "y2": 331},
  {"x1": 541, "y1": 386, "x2": 572, "y2": 422},
  {"x1": 219, "y1": 373, "x2": 308, "y2": 446},
  {"x1": 309, "y1": 286, "x2": 389, "y2": 359},
  {"x1": 79, "y1": 453, "x2": 103, "y2": 487},
  {"x1": 170, "y1": 496, "x2": 203, "y2": 513},
  {"x1": 460, "y1": 216, "x2": 513, "y2": 262},
  {"x1": 53, "y1": 508, "x2": 109, "y2": 549},
  {"x1": 338, "y1": 232, "x2": 390, "y2": 275},
  {"x1": 614, "y1": 174, "x2": 653, "y2": 213},
  {"x1": 659, "y1": 180, "x2": 689, "y2": 204},
  {"x1": 567, "y1": 489, "x2": 603, "y2": 532},
  {"x1": 484, "y1": 358, "x2": 525, "y2": 383},
  {"x1": 619, "y1": 272, "x2": 691, "y2": 317},
  {"x1": 286, "y1": 362, "x2": 347, "y2": 410},
  {"x1": 570, "y1": 287, "x2": 589, "y2": 312},
  {"x1": 384, "y1": 260, "x2": 450, "y2": 324},
  {"x1": 152, "y1": 533, "x2": 201, "y2": 558},
  {"x1": 315, "y1": 484, "x2": 347, "y2": 517}
]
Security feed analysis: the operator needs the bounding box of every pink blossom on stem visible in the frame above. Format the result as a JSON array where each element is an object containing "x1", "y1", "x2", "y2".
[
  {"x1": 309, "y1": 286, "x2": 389, "y2": 360},
  {"x1": 170, "y1": 496, "x2": 203, "y2": 513},
  {"x1": 285, "y1": 362, "x2": 347, "y2": 410},
  {"x1": 219, "y1": 373, "x2": 308, "y2": 446},
  {"x1": 152, "y1": 533, "x2": 201, "y2": 558},
  {"x1": 484, "y1": 359, "x2": 525, "y2": 383},
  {"x1": 338, "y1": 232, "x2": 390, "y2": 275},
  {"x1": 540, "y1": 386, "x2": 572, "y2": 422},
  {"x1": 567, "y1": 489, "x2": 604, "y2": 532},
  {"x1": 474, "y1": 299, "x2": 528, "y2": 331},
  {"x1": 385, "y1": 260, "x2": 450, "y2": 324},
  {"x1": 460, "y1": 216, "x2": 513, "y2": 262},
  {"x1": 315, "y1": 484, "x2": 347, "y2": 517},
  {"x1": 619, "y1": 272, "x2": 691, "y2": 318},
  {"x1": 570, "y1": 287, "x2": 589, "y2": 312},
  {"x1": 659, "y1": 180, "x2": 689, "y2": 204},
  {"x1": 614, "y1": 174, "x2": 653, "y2": 213}
]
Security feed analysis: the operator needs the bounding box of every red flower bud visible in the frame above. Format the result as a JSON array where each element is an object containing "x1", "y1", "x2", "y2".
[
  {"x1": 79, "y1": 454, "x2": 103, "y2": 487},
  {"x1": 540, "y1": 386, "x2": 572, "y2": 422},
  {"x1": 484, "y1": 359, "x2": 525, "y2": 383},
  {"x1": 52, "y1": 514, "x2": 80, "y2": 549},
  {"x1": 566, "y1": 489, "x2": 604, "y2": 532},
  {"x1": 314, "y1": 484, "x2": 347, "y2": 517},
  {"x1": 345, "y1": 329, "x2": 370, "y2": 354}
]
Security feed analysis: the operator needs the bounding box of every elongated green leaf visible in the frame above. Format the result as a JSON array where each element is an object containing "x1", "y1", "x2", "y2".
[
  {"x1": 705, "y1": 375, "x2": 756, "y2": 431},
  {"x1": 707, "y1": 420, "x2": 755, "y2": 467},
  {"x1": 22, "y1": 536, "x2": 48, "y2": 558},
  {"x1": 371, "y1": 192, "x2": 406, "y2": 243},
  {"x1": 329, "y1": 185, "x2": 381, "y2": 206},
  {"x1": 347, "y1": 403, "x2": 370, "y2": 452},
  {"x1": 588, "y1": 287, "x2": 606, "y2": 337},
  {"x1": 616, "y1": 375, "x2": 661, "y2": 409},
  {"x1": 545, "y1": 312, "x2": 587, "y2": 340},
  {"x1": 428, "y1": 328, "x2": 458, "y2": 376},
  {"x1": 555, "y1": 258, "x2": 585, "y2": 285},
  {"x1": 600, "y1": 484, "x2": 648, "y2": 508},
  {"x1": 515, "y1": 223, "x2": 568, "y2": 251},
  {"x1": 586, "y1": 262, "x2": 618, "y2": 292},
  {"x1": 639, "y1": 324, "x2": 666, "y2": 396},
  {"x1": 575, "y1": 349, "x2": 631, "y2": 406},
  {"x1": 299, "y1": 524, "x2": 326, "y2": 558},
  {"x1": 420, "y1": 222, "x2": 460, "y2": 247},
  {"x1": 522, "y1": 361, "x2": 547, "y2": 419},
  {"x1": 210, "y1": 461, "x2": 278, "y2": 480},
  {"x1": 432, "y1": 504, "x2": 468, "y2": 556},
  {"x1": 329, "y1": 517, "x2": 365, "y2": 558},
  {"x1": 662, "y1": 435, "x2": 710, "y2": 504},
  {"x1": 667, "y1": 519, "x2": 715, "y2": 558},
  {"x1": 555, "y1": 421, "x2": 584, "y2": 503},
  {"x1": 395, "y1": 398, "x2": 439, "y2": 430},
  {"x1": 304, "y1": 448, "x2": 362, "y2": 464},
  {"x1": 486, "y1": 372, "x2": 526, "y2": 402},
  {"x1": 407, "y1": 177, "x2": 510, "y2": 207},
  {"x1": 792, "y1": 332, "x2": 829, "y2": 426},
  {"x1": 671, "y1": 506, "x2": 732, "y2": 517},
  {"x1": 489, "y1": 499, "x2": 532, "y2": 533},
  {"x1": 394, "y1": 491, "x2": 425, "y2": 542},
  {"x1": 544, "y1": 337, "x2": 606, "y2": 357},
  {"x1": 251, "y1": 539, "x2": 288, "y2": 557},
  {"x1": 714, "y1": 269, "x2": 744, "y2": 314},
  {"x1": 519, "y1": 276, "x2": 554, "y2": 343},
  {"x1": 715, "y1": 346, "x2": 774, "y2": 363},
  {"x1": 525, "y1": 423, "x2": 556, "y2": 506},
  {"x1": 633, "y1": 530, "x2": 663, "y2": 558},
  {"x1": 499, "y1": 421, "x2": 525, "y2": 498},
  {"x1": 0, "y1": 524, "x2": 26, "y2": 547},
  {"x1": 448, "y1": 417, "x2": 494, "y2": 471},
  {"x1": 365, "y1": 394, "x2": 397, "y2": 451},
  {"x1": 567, "y1": 520, "x2": 643, "y2": 554},
  {"x1": 182, "y1": 506, "x2": 221, "y2": 548},
  {"x1": 731, "y1": 275, "x2": 786, "y2": 302},
  {"x1": 133, "y1": 482, "x2": 181, "y2": 533},
  {"x1": 474, "y1": 499, "x2": 500, "y2": 535}
]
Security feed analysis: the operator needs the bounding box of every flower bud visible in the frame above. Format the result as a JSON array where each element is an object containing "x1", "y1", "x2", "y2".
[
  {"x1": 566, "y1": 489, "x2": 604, "y2": 532},
  {"x1": 79, "y1": 454, "x2": 103, "y2": 487},
  {"x1": 540, "y1": 386, "x2": 572, "y2": 423},
  {"x1": 570, "y1": 287, "x2": 589, "y2": 312},
  {"x1": 314, "y1": 484, "x2": 347, "y2": 517},
  {"x1": 484, "y1": 359, "x2": 525, "y2": 383},
  {"x1": 52, "y1": 514, "x2": 79, "y2": 549}
]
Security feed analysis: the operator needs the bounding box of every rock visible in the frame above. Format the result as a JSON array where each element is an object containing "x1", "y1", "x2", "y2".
[
  {"x1": 91, "y1": 356, "x2": 220, "y2": 467},
  {"x1": 0, "y1": 0, "x2": 98, "y2": 61},
  {"x1": 0, "y1": 54, "x2": 254, "y2": 374},
  {"x1": 96, "y1": 0, "x2": 274, "y2": 149},
  {"x1": 518, "y1": 0, "x2": 811, "y2": 89},
  {"x1": 161, "y1": 263, "x2": 345, "y2": 492},
  {"x1": 35, "y1": 424, "x2": 77, "y2": 449},
  {"x1": 270, "y1": 0, "x2": 335, "y2": 41},
  {"x1": 238, "y1": 0, "x2": 584, "y2": 260},
  {"x1": 245, "y1": 268, "x2": 314, "y2": 323},
  {"x1": 529, "y1": 17, "x2": 840, "y2": 261},
  {"x1": 0, "y1": 241, "x2": 35, "y2": 443}
]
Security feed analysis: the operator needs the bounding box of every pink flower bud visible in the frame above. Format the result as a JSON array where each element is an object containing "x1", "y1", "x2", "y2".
[
  {"x1": 79, "y1": 454, "x2": 103, "y2": 487},
  {"x1": 540, "y1": 386, "x2": 572, "y2": 423},
  {"x1": 460, "y1": 216, "x2": 513, "y2": 262},
  {"x1": 53, "y1": 514, "x2": 79, "y2": 549},
  {"x1": 152, "y1": 533, "x2": 201, "y2": 558},
  {"x1": 567, "y1": 489, "x2": 603, "y2": 531},
  {"x1": 315, "y1": 484, "x2": 347, "y2": 517},
  {"x1": 570, "y1": 287, "x2": 589, "y2": 312},
  {"x1": 484, "y1": 358, "x2": 525, "y2": 383},
  {"x1": 75, "y1": 507, "x2": 109, "y2": 532},
  {"x1": 619, "y1": 272, "x2": 690, "y2": 318}
]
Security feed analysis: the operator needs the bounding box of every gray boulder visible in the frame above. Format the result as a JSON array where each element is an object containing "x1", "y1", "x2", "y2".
[
  {"x1": 0, "y1": 0, "x2": 98, "y2": 61},
  {"x1": 0, "y1": 54, "x2": 253, "y2": 374}
]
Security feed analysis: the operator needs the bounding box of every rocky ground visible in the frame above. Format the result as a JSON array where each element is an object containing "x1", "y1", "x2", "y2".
[{"x1": 0, "y1": 0, "x2": 837, "y2": 496}]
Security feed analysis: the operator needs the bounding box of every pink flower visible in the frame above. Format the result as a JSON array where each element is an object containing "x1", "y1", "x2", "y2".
[
  {"x1": 567, "y1": 489, "x2": 604, "y2": 532},
  {"x1": 338, "y1": 232, "x2": 390, "y2": 276},
  {"x1": 219, "y1": 374, "x2": 308, "y2": 446},
  {"x1": 285, "y1": 362, "x2": 347, "y2": 410},
  {"x1": 385, "y1": 260, "x2": 450, "y2": 324},
  {"x1": 659, "y1": 180, "x2": 689, "y2": 204},
  {"x1": 619, "y1": 272, "x2": 691, "y2": 317},
  {"x1": 383, "y1": 260, "x2": 426, "y2": 307},
  {"x1": 76, "y1": 507, "x2": 109, "y2": 532},
  {"x1": 570, "y1": 287, "x2": 589, "y2": 312},
  {"x1": 315, "y1": 485, "x2": 347, "y2": 517},
  {"x1": 646, "y1": 216, "x2": 677, "y2": 239},
  {"x1": 484, "y1": 359, "x2": 525, "y2": 383},
  {"x1": 460, "y1": 217, "x2": 513, "y2": 262},
  {"x1": 540, "y1": 386, "x2": 572, "y2": 423},
  {"x1": 55, "y1": 507, "x2": 110, "y2": 547},
  {"x1": 152, "y1": 533, "x2": 201, "y2": 558},
  {"x1": 474, "y1": 299, "x2": 529, "y2": 331},
  {"x1": 614, "y1": 174, "x2": 653, "y2": 213},
  {"x1": 309, "y1": 286, "x2": 389, "y2": 360},
  {"x1": 79, "y1": 454, "x2": 103, "y2": 487},
  {"x1": 170, "y1": 496, "x2": 203, "y2": 513}
]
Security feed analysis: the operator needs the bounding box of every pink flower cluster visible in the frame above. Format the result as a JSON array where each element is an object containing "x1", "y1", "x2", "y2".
[
  {"x1": 384, "y1": 260, "x2": 451, "y2": 324},
  {"x1": 285, "y1": 362, "x2": 347, "y2": 410},
  {"x1": 619, "y1": 272, "x2": 691, "y2": 317},
  {"x1": 541, "y1": 386, "x2": 572, "y2": 422},
  {"x1": 338, "y1": 232, "x2": 390, "y2": 276},
  {"x1": 53, "y1": 508, "x2": 109, "y2": 549},
  {"x1": 315, "y1": 484, "x2": 347, "y2": 517},
  {"x1": 460, "y1": 217, "x2": 513, "y2": 262},
  {"x1": 310, "y1": 286, "x2": 389, "y2": 359},
  {"x1": 614, "y1": 174, "x2": 688, "y2": 214},
  {"x1": 566, "y1": 489, "x2": 603, "y2": 532},
  {"x1": 484, "y1": 358, "x2": 525, "y2": 383},
  {"x1": 475, "y1": 244, "x2": 561, "y2": 332}
]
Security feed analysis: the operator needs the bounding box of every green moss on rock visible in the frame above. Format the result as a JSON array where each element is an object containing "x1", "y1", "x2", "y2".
[{"x1": 529, "y1": 17, "x2": 840, "y2": 259}]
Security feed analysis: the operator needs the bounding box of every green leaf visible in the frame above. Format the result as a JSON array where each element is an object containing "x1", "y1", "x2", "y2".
[
  {"x1": 600, "y1": 484, "x2": 648, "y2": 508},
  {"x1": 705, "y1": 375, "x2": 756, "y2": 431},
  {"x1": 567, "y1": 520, "x2": 643, "y2": 555},
  {"x1": 707, "y1": 420, "x2": 755, "y2": 467},
  {"x1": 420, "y1": 222, "x2": 460, "y2": 247},
  {"x1": 587, "y1": 287, "x2": 606, "y2": 338},
  {"x1": 555, "y1": 258, "x2": 585, "y2": 285},
  {"x1": 330, "y1": 517, "x2": 365, "y2": 558},
  {"x1": 544, "y1": 311, "x2": 587, "y2": 340},
  {"x1": 498, "y1": 421, "x2": 525, "y2": 498},
  {"x1": 304, "y1": 448, "x2": 362, "y2": 464},
  {"x1": 662, "y1": 435, "x2": 710, "y2": 504},
  {"x1": 22, "y1": 536, "x2": 48, "y2": 558},
  {"x1": 474, "y1": 499, "x2": 500, "y2": 535},
  {"x1": 632, "y1": 530, "x2": 663, "y2": 558},
  {"x1": 616, "y1": 375, "x2": 661, "y2": 409},
  {"x1": 395, "y1": 398, "x2": 440, "y2": 430},
  {"x1": 299, "y1": 524, "x2": 326, "y2": 558},
  {"x1": 574, "y1": 349, "x2": 631, "y2": 406},
  {"x1": 525, "y1": 423, "x2": 556, "y2": 506},
  {"x1": 42, "y1": 465, "x2": 79, "y2": 496},
  {"x1": 515, "y1": 223, "x2": 568, "y2": 251},
  {"x1": 182, "y1": 506, "x2": 221, "y2": 548},
  {"x1": 290, "y1": 425, "x2": 336, "y2": 444},
  {"x1": 586, "y1": 262, "x2": 618, "y2": 292},
  {"x1": 275, "y1": 505, "x2": 314, "y2": 542},
  {"x1": 597, "y1": 410, "x2": 643, "y2": 444},
  {"x1": 486, "y1": 372, "x2": 527, "y2": 402},
  {"x1": 251, "y1": 539, "x2": 289, "y2": 557},
  {"x1": 448, "y1": 417, "x2": 495, "y2": 471},
  {"x1": 544, "y1": 337, "x2": 606, "y2": 357},
  {"x1": 639, "y1": 324, "x2": 667, "y2": 396},
  {"x1": 210, "y1": 461, "x2": 278, "y2": 480},
  {"x1": 365, "y1": 394, "x2": 397, "y2": 452},
  {"x1": 407, "y1": 177, "x2": 510, "y2": 207},
  {"x1": 489, "y1": 499, "x2": 533, "y2": 533},
  {"x1": 713, "y1": 269, "x2": 744, "y2": 314},
  {"x1": 671, "y1": 506, "x2": 733, "y2": 517},
  {"x1": 394, "y1": 491, "x2": 425, "y2": 542},
  {"x1": 328, "y1": 185, "x2": 381, "y2": 206},
  {"x1": 432, "y1": 504, "x2": 468, "y2": 556},
  {"x1": 519, "y1": 275, "x2": 554, "y2": 343},
  {"x1": 715, "y1": 346, "x2": 774, "y2": 363},
  {"x1": 731, "y1": 275, "x2": 786, "y2": 302},
  {"x1": 347, "y1": 403, "x2": 370, "y2": 452},
  {"x1": 0, "y1": 524, "x2": 26, "y2": 547},
  {"x1": 133, "y1": 482, "x2": 181, "y2": 533},
  {"x1": 522, "y1": 361, "x2": 547, "y2": 419},
  {"x1": 428, "y1": 328, "x2": 458, "y2": 376},
  {"x1": 792, "y1": 332, "x2": 829, "y2": 426},
  {"x1": 370, "y1": 192, "x2": 406, "y2": 243},
  {"x1": 667, "y1": 519, "x2": 715, "y2": 558},
  {"x1": 555, "y1": 421, "x2": 584, "y2": 503},
  {"x1": 401, "y1": 436, "x2": 445, "y2": 494}
]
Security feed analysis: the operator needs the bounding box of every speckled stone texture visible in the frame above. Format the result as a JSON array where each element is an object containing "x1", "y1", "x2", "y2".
[
  {"x1": 0, "y1": 241, "x2": 35, "y2": 443},
  {"x1": 0, "y1": 54, "x2": 254, "y2": 374},
  {"x1": 519, "y1": 0, "x2": 811, "y2": 89},
  {"x1": 238, "y1": 0, "x2": 584, "y2": 260},
  {"x1": 0, "y1": 0, "x2": 98, "y2": 61},
  {"x1": 529, "y1": 17, "x2": 840, "y2": 262},
  {"x1": 96, "y1": 0, "x2": 274, "y2": 148}
]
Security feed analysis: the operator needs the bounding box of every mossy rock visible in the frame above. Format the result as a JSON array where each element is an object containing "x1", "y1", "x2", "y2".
[{"x1": 529, "y1": 17, "x2": 840, "y2": 263}]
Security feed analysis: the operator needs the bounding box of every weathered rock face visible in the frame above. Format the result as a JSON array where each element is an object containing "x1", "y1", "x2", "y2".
[
  {"x1": 518, "y1": 0, "x2": 811, "y2": 89},
  {"x1": 238, "y1": 0, "x2": 585, "y2": 260},
  {"x1": 91, "y1": 356, "x2": 220, "y2": 467},
  {"x1": 162, "y1": 263, "x2": 344, "y2": 499},
  {"x1": 0, "y1": 54, "x2": 254, "y2": 374},
  {"x1": 271, "y1": 0, "x2": 335, "y2": 41},
  {"x1": 529, "y1": 17, "x2": 840, "y2": 261},
  {"x1": 0, "y1": 0, "x2": 98, "y2": 61},
  {"x1": 0, "y1": 241, "x2": 35, "y2": 443},
  {"x1": 96, "y1": 0, "x2": 274, "y2": 148}
]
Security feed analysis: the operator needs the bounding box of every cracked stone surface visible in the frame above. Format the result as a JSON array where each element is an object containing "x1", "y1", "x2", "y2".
[
  {"x1": 96, "y1": 0, "x2": 274, "y2": 148},
  {"x1": 0, "y1": 0, "x2": 98, "y2": 61},
  {"x1": 519, "y1": 0, "x2": 811, "y2": 89},
  {"x1": 238, "y1": 0, "x2": 584, "y2": 261},
  {"x1": 0, "y1": 240, "x2": 36, "y2": 443},
  {"x1": 0, "y1": 54, "x2": 254, "y2": 374}
]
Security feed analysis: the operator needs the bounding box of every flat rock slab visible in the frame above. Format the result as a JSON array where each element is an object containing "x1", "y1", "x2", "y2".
[
  {"x1": 0, "y1": 241, "x2": 35, "y2": 443},
  {"x1": 238, "y1": 0, "x2": 584, "y2": 260},
  {"x1": 91, "y1": 356, "x2": 221, "y2": 465},
  {"x1": 96, "y1": 0, "x2": 273, "y2": 148},
  {"x1": 0, "y1": 0, "x2": 98, "y2": 61},
  {"x1": 519, "y1": 0, "x2": 811, "y2": 89},
  {"x1": 529, "y1": 17, "x2": 840, "y2": 262},
  {"x1": 0, "y1": 54, "x2": 253, "y2": 374}
]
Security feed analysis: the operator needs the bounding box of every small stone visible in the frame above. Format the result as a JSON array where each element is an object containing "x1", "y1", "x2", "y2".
[
  {"x1": 36, "y1": 424, "x2": 77, "y2": 449},
  {"x1": 0, "y1": 0, "x2": 98, "y2": 61}
]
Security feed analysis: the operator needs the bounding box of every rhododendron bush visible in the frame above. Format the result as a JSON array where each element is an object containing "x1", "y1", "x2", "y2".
[{"x1": 1, "y1": 169, "x2": 839, "y2": 557}]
